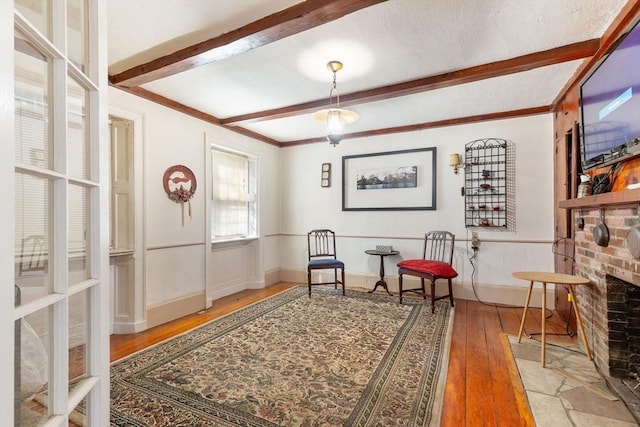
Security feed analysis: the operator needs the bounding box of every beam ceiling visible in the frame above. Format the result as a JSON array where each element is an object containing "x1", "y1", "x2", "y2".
[
  {"x1": 109, "y1": 1, "x2": 625, "y2": 147},
  {"x1": 110, "y1": 0, "x2": 387, "y2": 87}
]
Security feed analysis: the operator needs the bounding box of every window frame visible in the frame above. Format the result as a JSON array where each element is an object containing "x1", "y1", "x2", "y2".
[{"x1": 210, "y1": 146, "x2": 259, "y2": 244}]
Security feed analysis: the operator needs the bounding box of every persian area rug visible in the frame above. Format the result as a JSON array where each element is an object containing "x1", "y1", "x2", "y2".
[{"x1": 110, "y1": 287, "x2": 454, "y2": 426}]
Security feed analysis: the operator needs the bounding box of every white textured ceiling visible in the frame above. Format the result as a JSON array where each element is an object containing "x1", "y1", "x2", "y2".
[{"x1": 106, "y1": 0, "x2": 629, "y2": 145}]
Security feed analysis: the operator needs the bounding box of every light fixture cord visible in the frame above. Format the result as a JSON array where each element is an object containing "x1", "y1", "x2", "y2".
[{"x1": 329, "y1": 71, "x2": 340, "y2": 109}]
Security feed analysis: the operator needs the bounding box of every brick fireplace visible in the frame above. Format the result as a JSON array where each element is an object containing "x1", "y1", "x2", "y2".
[
  {"x1": 572, "y1": 204, "x2": 640, "y2": 416},
  {"x1": 574, "y1": 205, "x2": 640, "y2": 376}
]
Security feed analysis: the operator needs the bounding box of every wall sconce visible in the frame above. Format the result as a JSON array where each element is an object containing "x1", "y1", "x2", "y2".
[{"x1": 450, "y1": 153, "x2": 463, "y2": 174}]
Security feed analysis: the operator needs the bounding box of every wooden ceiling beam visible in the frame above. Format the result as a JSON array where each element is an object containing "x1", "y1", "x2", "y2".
[
  {"x1": 282, "y1": 106, "x2": 552, "y2": 146},
  {"x1": 222, "y1": 39, "x2": 599, "y2": 126},
  {"x1": 110, "y1": 0, "x2": 387, "y2": 87},
  {"x1": 112, "y1": 85, "x2": 282, "y2": 147},
  {"x1": 117, "y1": 83, "x2": 549, "y2": 148},
  {"x1": 117, "y1": 85, "x2": 223, "y2": 125}
]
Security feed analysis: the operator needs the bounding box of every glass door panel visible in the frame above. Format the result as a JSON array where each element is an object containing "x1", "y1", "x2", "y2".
[
  {"x1": 67, "y1": 0, "x2": 86, "y2": 72},
  {"x1": 14, "y1": 0, "x2": 51, "y2": 41},
  {"x1": 68, "y1": 289, "x2": 88, "y2": 395},
  {"x1": 16, "y1": 304, "x2": 52, "y2": 425},
  {"x1": 68, "y1": 183, "x2": 89, "y2": 284},
  {"x1": 15, "y1": 172, "x2": 52, "y2": 304},
  {"x1": 67, "y1": 76, "x2": 89, "y2": 180},
  {"x1": 14, "y1": 30, "x2": 52, "y2": 170},
  {"x1": 71, "y1": 394, "x2": 89, "y2": 426}
]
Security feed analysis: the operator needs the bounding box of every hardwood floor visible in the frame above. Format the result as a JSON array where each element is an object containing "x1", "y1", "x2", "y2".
[{"x1": 110, "y1": 283, "x2": 578, "y2": 426}]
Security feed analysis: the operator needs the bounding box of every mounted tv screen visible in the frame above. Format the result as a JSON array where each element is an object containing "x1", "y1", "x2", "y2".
[{"x1": 580, "y1": 18, "x2": 640, "y2": 171}]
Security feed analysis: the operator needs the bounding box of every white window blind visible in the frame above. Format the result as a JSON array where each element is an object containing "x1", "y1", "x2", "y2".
[
  {"x1": 211, "y1": 148, "x2": 257, "y2": 241},
  {"x1": 14, "y1": 102, "x2": 87, "y2": 256},
  {"x1": 15, "y1": 103, "x2": 49, "y2": 256}
]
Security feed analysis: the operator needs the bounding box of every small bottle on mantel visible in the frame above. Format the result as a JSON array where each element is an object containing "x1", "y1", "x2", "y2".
[{"x1": 577, "y1": 174, "x2": 592, "y2": 198}]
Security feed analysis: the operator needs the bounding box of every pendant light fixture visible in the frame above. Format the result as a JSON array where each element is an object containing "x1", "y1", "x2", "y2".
[{"x1": 312, "y1": 61, "x2": 359, "y2": 147}]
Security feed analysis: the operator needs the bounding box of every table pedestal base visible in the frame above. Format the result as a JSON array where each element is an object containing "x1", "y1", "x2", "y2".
[
  {"x1": 365, "y1": 250, "x2": 399, "y2": 296},
  {"x1": 368, "y1": 279, "x2": 392, "y2": 295}
]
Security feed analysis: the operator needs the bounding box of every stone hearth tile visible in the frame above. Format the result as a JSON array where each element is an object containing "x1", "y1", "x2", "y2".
[
  {"x1": 560, "y1": 387, "x2": 637, "y2": 423},
  {"x1": 518, "y1": 359, "x2": 566, "y2": 395},
  {"x1": 551, "y1": 364, "x2": 608, "y2": 390},
  {"x1": 511, "y1": 339, "x2": 541, "y2": 362},
  {"x1": 558, "y1": 381, "x2": 576, "y2": 395},
  {"x1": 508, "y1": 334, "x2": 639, "y2": 426},
  {"x1": 527, "y1": 390, "x2": 573, "y2": 427},
  {"x1": 561, "y1": 365, "x2": 603, "y2": 384},
  {"x1": 555, "y1": 350, "x2": 591, "y2": 365},
  {"x1": 546, "y1": 347, "x2": 589, "y2": 368},
  {"x1": 568, "y1": 410, "x2": 639, "y2": 427}
]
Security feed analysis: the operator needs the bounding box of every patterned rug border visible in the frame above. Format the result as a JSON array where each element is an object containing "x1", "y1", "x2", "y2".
[
  {"x1": 111, "y1": 286, "x2": 455, "y2": 426},
  {"x1": 112, "y1": 286, "x2": 304, "y2": 364}
]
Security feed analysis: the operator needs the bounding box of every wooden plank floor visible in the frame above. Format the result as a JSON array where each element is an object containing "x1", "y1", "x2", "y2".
[{"x1": 110, "y1": 283, "x2": 578, "y2": 426}]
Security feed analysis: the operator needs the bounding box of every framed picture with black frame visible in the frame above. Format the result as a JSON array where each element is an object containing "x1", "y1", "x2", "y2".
[{"x1": 342, "y1": 147, "x2": 437, "y2": 211}]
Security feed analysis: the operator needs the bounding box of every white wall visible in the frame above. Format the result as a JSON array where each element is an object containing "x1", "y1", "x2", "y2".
[
  {"x1": 280, "y1": 114, "x2": 555, "y2": 306},
  {"x1": 107, "y1": 84, "x2": 556, "y2": 326},
  {"x1": 108, "y1": 87, "x2": 281, "y2": 327}
]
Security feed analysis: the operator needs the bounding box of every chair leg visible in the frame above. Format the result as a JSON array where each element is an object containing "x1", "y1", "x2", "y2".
[
  {"x1": 430, "y1": 279, "x2": 436, "y2": 313},
  {"x1": 333, "y1": 268, "x2": 338, "y2": 290},
  {"x1": 448, "y1": 279, "x2": 455, "y2": 308},
  {"x1": 421, "y1": 278, "x2": 426, "y2": 300},
  {"x1": 399, "y1": 274, "x2": 403, "y2": 304},
  {"x1": 341, "y1": 268, "x2": 345, "y2": 295},
  {"x1": 307, "y1": 269, "x2": 312, "y2": 298}
]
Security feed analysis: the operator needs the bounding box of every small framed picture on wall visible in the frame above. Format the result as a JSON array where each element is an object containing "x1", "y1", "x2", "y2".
[{"x1": 321, "y1": 163, "x2": 331, "y2": 187}]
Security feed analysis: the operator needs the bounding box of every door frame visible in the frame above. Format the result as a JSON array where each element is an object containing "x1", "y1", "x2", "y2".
[{"x1": 109, "y1": 106, "x2": 147, "y2": 333}]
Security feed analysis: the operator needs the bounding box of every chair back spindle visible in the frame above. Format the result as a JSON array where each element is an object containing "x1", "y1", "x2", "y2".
[
  {"x1": 423, "y1": 231, "x2": 454, "y2": 265},
  {"x1": 308, "y1": 229, "x2": 337, "y2": 259},
  {"x1": 306, "y1": 229, "x2": 345, "y2": 297},
  {"x1": 19, "y1": 235, "x2": 46, "y2": 276}
]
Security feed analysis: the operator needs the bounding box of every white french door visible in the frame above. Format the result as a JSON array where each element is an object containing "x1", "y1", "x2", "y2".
[{"x1": 3, "y1": 1, "x2": 109, "y2": 425}]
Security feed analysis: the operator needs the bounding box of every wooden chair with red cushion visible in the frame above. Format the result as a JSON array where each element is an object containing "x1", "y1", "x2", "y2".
[
  {"x1": 307, "y1": 229, "x2": 345, "y2": 297},
  {"x1": 397, "y1": 231, "x2": 457, "y2": 313}
]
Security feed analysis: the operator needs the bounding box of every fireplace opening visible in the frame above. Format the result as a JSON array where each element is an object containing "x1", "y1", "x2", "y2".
[
  {"x1": 605, "y1": 275, "x2": 640, "y2": 419},
  {"x1": 606, "y1": 275, "x2": 640, "y2": 379}
]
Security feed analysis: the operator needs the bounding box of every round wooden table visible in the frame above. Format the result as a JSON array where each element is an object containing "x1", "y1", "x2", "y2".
[
  {"x1": 512, "y1": 271, "x2": 592, "y2": 367},
  {"x1": 365, "y1": 249, "x2": 399, "y2": 295}
]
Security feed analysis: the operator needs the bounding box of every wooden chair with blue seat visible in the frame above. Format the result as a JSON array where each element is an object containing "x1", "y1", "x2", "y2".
[
  {"x1": 307, "y1": 229, "x2": 345, "y2": 297},
  {"x1": 397, "y1": 231, "x2": 458, "y2": 313}
]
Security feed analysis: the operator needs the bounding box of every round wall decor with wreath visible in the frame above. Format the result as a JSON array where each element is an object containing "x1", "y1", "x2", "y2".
[{"x1": 163, "y1": 165, "x2": 197, "y2": 218}]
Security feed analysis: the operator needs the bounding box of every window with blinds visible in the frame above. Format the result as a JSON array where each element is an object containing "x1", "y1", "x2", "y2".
[{"x1": 211, "y1": 148, "x2": 258, "y2": 241}]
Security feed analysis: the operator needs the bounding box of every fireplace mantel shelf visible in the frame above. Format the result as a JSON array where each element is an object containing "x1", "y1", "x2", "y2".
[{"x1": 559, "y1": 189, "x2": 640, "y2": 210}]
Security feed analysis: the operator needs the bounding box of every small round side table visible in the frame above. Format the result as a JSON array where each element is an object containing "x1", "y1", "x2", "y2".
[
  {"x1": 512, "y1": 271, "x2": 592, "y2": 367},
  {"x1": 365, "y1": 249, "x2": 400, "y2": 295}
]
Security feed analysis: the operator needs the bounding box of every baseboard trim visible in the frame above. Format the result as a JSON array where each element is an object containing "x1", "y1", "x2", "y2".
[
  {"x1": 142, "y1": 270, "x2": 551, "y2": 332},
  {"x1": 265, "y1": 268, "x2": 280, "y2": 286},
  {"x1": 207, "y1": 280, "x2": 248, "y2": 306},
  {"x1": 278, "y1": 268, "x2": 553, "y2": 309},
  {"x1": 112, "y1": 320, "x2": 148, "y2": 334},
  {"x1": 146, "y1": 292, "x2": 206, "y2": 329}
]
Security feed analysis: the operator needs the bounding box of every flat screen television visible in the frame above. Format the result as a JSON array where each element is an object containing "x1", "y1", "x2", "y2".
[{"x1": 579, "y1": 17, "x2": 640, "y2": 171}]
